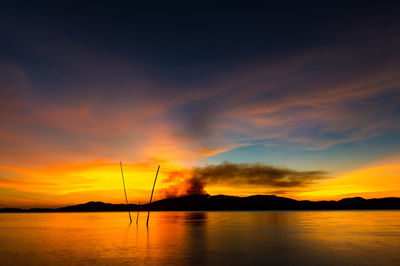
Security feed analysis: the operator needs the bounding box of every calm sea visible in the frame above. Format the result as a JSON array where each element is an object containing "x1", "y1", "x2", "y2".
[{"x1": 0, "y1": 211, "x2": 399, "y2": 265}]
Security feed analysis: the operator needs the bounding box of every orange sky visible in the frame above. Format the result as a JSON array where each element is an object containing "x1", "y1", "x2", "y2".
[{"x1": 1, "y1": 153, "x2": 400, "y2": 208}]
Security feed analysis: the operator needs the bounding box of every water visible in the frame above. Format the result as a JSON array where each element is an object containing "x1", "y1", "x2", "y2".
[{"x1": 0, "y1": 211, "x2": 399, "y2": 265}]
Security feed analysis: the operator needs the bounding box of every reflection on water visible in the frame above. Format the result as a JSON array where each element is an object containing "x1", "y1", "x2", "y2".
[{"x1": 1, "y1": 211, "x2": 400, "y2": 265}]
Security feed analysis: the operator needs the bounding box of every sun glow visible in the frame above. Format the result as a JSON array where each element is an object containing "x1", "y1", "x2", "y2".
[{"x1": 296, "y1": 156, "x2": 400, "y2": 200}]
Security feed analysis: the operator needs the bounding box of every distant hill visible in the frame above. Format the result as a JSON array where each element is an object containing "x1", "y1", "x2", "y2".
[{"x1": 1, "y1": 194, "x2": 400, "y2": 212}]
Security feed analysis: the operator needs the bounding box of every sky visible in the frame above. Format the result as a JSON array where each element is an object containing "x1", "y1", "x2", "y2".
[{"x1": 1, "y1": 1, "x2": 400, "y2": 207}]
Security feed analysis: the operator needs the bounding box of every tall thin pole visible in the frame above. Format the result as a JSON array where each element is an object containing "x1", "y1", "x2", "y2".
[
  {"x1": 147, "y1": 165, "x2": 160, "y2": 226},
  {"x1": 136, "y1": 202, "x2": 140, "y2": 224},
  {"x1": 120, "y1": 161, "x2": 132, "y2": 224}
]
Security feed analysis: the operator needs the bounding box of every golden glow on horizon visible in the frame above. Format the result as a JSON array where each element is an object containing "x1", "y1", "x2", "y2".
[
  {"x1": 0, "y1": 158, "x2": 400, "y2": 207},
  {"x1": 295, "y1": 156, "x2": 400, "y2": 200},
  {"x1": 1, "y1": 154, "x2": 399, "y2": 208},
  {"x1": 0, "y1": 160, "x2": 186, "y2": 207}
]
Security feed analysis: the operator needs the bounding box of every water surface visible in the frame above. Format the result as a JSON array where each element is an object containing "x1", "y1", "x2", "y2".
[{"x1": 1, "y1": 211, "x2": 399, "y2": 265}]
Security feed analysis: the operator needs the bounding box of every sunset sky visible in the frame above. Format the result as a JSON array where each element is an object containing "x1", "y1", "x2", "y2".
[{"x1": 1, "y1": 2, "x2": 400, "y2": 207}]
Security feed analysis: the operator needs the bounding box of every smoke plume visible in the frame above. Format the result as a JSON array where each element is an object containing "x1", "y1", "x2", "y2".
[{"x1": 161, "y1": 161, "x2": 328, "y2": 197}]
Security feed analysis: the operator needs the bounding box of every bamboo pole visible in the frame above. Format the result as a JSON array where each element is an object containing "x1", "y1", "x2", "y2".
[
  {"x1": 136, "y1": 202, "x2": 140, "y2": 224},
  {"x1": 120, "y1": 161, "x2": 132, "y2": 224},
  {"x1": 146, "y1": 165, "x2": 160, "y2": 226}
]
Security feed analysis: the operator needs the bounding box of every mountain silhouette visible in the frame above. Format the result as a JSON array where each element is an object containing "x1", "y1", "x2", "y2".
[{"x1": 1, "y1": 194, "x2": 400, "y2": 212}]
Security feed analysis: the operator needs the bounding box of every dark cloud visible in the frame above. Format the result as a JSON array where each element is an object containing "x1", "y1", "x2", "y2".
[
  {"x1": 162, "y1": 162, "x2": 328, "y2": 197},
  {"x1": 193, "y1": 161, "x2": 328, "y2": 187}
]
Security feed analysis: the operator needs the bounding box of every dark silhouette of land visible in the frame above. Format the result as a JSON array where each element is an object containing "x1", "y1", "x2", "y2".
[{"x1": 1, "y1": 194, "x2": 400, "y2": 212}]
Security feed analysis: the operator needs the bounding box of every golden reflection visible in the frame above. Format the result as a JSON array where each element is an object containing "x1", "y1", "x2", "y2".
[{"x1": 0, "y1": 211, "x2": 400, "y2": 265}]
